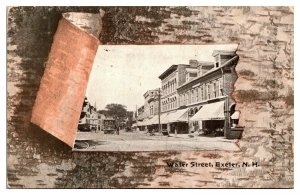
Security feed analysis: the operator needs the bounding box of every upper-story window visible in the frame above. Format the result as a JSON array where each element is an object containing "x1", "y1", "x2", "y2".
[
  {"x1": 191, "y1": 89, "x2": 194, "y2": 104},
  {"x1": 213, "y1": 82, "x2": 217, "y2": 98},
  {"x1": 207, "y1": 84, "x2": 211, "y2": 100},
  {"x1": 179, "y1": 95, "x2": 182, "y2": 106},
  {"x1": 219, "y1": 78, "x2": 224, "y2": 96},
  {"x1": 216, "y1": 80, "x2": 220, "y2": 97},
  {"x1": 201, "y1": 86, "x2": 204, "y2": 101},
  {"x1": 173, "y1": 81, "x2": 175, "y2": 92},
  {"x1": 172, "y1": 80, "x2": 176, "y2": 92},
  {"x1": 174, "y1": 79, "x2": 177, "y2": 89},
  {"x1": 195, "y1": 88, "x2": 199, "y2": 102}
]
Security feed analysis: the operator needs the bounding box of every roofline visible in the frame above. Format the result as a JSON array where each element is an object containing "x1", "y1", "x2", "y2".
[
  {"x1": 143, "y1": 88, "x2": 160, "y2": 97},
  {"x1": 158, "y1": 65, "x2": 178, "y2": 80},
  {"x1": 212, "y1": 50, "x2": 236, "y2": 57},
  {"x1": 177, "y1": 55, "x2": 239, "y2": 90}
]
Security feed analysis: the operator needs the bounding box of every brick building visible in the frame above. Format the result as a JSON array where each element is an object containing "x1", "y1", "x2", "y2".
[
  {"x1": 177, "y1": 50, "x2": 239, "y2": 136},
  {"x1": 137, "y1": 50, "x2": 240, "y2": 136}
]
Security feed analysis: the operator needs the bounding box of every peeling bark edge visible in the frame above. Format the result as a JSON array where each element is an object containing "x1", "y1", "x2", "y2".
[{"x1": 30, "y1": 13, "x2": 101, "y2": 147}]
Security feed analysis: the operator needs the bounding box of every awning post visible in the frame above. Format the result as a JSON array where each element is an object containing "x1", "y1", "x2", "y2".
[{"x1": 224, "y1": 97, "x2": 231, "y2": 138}]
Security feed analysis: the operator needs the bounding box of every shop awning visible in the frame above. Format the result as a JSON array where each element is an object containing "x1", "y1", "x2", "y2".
[
  {"x1": 160, "y1": 108, "x2": 189, "y2": 124},
  {"x1": 144, "y1": 117, "x2": 153, "y2": 126},
  {"x1": 168, "y1": 108, "x2": 189, "y2": 123},
  {"x1": 231, "y1": 111, "x2": 240, "y2": 119},
  {"x1": 158, "y1": 113, "x2": 169, "y2": 124},
  {"x1": 160, "y1": 112, "x2": 173, "y2": 124},
  {"x1": 147, "y1": 115, "x2": 158, "y2": 125},
  {"x1": 136, "y1": 121, "x2": 144, "y2": 126},
  {"x1": 190, "y1": 101, "x2": 225, "y2": 121},
  {"x1": 177, "y1": 110, "x2": 189, "y2": 122},
  {"x1": 138, "y1": 118, "x2": 149, "y2": 126}
]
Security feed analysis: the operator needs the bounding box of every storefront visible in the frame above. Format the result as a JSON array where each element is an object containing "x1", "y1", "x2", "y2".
[{"x1": 190, "y1": 100, "x2": 226, "y2": 136}]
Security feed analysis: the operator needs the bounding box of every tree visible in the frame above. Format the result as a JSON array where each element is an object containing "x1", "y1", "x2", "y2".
[{"x1": 105, "y1": 103, "x2": 127, "y2": 120}]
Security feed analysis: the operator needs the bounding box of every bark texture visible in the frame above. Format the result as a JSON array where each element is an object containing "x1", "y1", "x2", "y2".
[{"x1": 7, "y1": 6, "x2": 293, "y2": 188}]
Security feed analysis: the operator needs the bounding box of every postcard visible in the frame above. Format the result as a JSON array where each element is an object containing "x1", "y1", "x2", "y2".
[{"x1": 7, "y1": 6, "x2": 294, "y2": 188}]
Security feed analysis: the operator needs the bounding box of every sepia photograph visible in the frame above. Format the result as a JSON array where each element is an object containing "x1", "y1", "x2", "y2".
[{"x1": 74, "y1": 44, "x2": 242, "y2": 151}]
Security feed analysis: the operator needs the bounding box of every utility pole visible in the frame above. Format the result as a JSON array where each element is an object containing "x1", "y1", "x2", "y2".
[{"x1": 158, "y1": 88, "x2": 161, "y2": 134}]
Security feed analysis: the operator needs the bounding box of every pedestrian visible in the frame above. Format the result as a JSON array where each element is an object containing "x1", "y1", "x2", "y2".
[
  {"x1": 116, "y1": 126, "x2": 119, "y2": 135},
  {"x1": 114, "y1": 123, "x2": 119, "y2": 135},
  {"x1": 145, "y1": 126, "x2": 148, "y2": 134}
]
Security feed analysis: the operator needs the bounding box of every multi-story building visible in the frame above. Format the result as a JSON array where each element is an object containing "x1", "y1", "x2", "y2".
[
  {"x1": 136, "y1": 50, "x2": 240, "y2": 137},
  {"x1": 137, "y1": 105, "x2": 145, "y2": 121},
  {"x1": 135, "y1": 88, "x2": 160, "y2": 131},
  {"x1": 176, "y1": 50, "x2": 239, "y2": 136},
  {"x1": 78, "y1": 97, "x2": 104, "y2": 132},
  {"x1": 143, "y1": 89, "x2": 160, "y2": 117},
  {"x1": 159, "y1": 63, "x2": 195, "y2": 113}
]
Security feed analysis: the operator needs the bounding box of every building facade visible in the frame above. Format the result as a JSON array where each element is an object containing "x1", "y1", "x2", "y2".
[
  {"x1": 136, "y1": 49, "x2": 240, "y2": 137},
  {"x1": 159, "y1": 64, "x2": 193, "y2": 113},
  {"x1": 143, "y1": 89, "x2": 160, "y2": 117},
  {"x1": 176, "y1": 50, "x2": 239, "y2": 136},
  {"x1": 78, "y1": 97, "x2": 104, "y2": 132},
  {"x1": 135, "y1": 88, "x2": 160, "y2": 131}
]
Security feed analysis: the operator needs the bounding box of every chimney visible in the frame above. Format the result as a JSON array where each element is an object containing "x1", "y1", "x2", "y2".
[{"x1": 189, "y1": 59, "x2": 198, "y2": 68}]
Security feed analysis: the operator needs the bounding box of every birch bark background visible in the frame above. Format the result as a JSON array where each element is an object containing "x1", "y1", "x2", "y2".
[{"x1": 7, "y1": 6, "x2": 293, "y2": 188}]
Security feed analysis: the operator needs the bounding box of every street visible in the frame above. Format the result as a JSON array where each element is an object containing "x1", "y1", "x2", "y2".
[{"x1": 73, "y1": 130, "x2": 240, "y2": 152}]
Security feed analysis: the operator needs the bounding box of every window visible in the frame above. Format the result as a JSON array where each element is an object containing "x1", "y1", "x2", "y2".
[
  {"x1": 207, "y1": 84, "x2": 211, "y2": 100},
  {"x1": 172, "y1": 81, "x2": 174, "y2": 92},
  {"x1": 213, "y1": 82, "x2": 217, "y2": 98},
  {"x1": 181, "y1": 95, "x2": 183, "y2": 106},
  {"x1": 185, "y1": 93, "x2": 188, "y2": 105},
  {"x1": 219, "y1": 78, "x2": 223, "y2": 96},
  {"x1": 196, "y1": 88, "x2": 199, "y2": 102},
  {"x1": 191, "y1": 89, "x2": 194, "y2": 104},
  {"x1": 216, "y1": 79, "x2": 220, "y2": 97}
]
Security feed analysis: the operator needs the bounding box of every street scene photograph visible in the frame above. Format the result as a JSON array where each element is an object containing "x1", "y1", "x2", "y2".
[{"x1": 74, "y1": 44, "x2": 243, "y2": 151}]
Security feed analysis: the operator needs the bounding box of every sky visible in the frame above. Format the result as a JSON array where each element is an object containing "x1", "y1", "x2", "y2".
[{"x1": 85, "y1": 44, "x2": 238, "y2": 111}]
